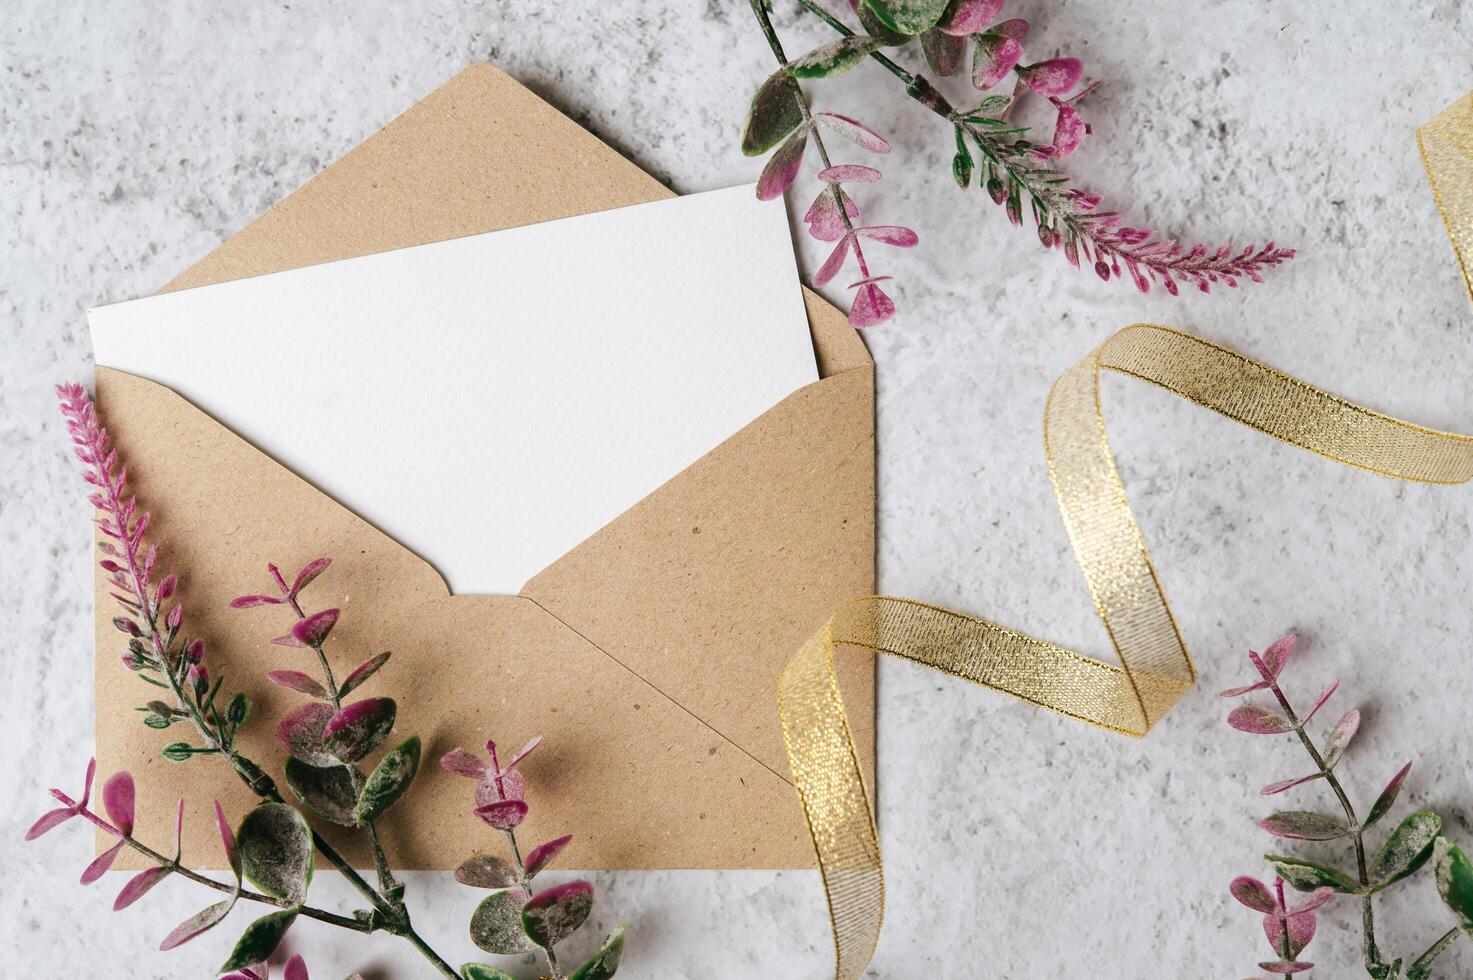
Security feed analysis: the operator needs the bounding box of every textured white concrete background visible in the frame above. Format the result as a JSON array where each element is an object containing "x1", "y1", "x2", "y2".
[{"x1": 2, "y1": 1, "x2": 1472, "y2": 978}]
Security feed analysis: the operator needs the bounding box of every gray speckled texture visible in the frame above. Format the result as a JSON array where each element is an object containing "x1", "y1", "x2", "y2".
[{"x1": 2, "y1": 2, "x2": 1472, "y2": 977}]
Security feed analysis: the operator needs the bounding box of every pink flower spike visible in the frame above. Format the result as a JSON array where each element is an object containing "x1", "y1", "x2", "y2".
[
  {"x1": 103, "y1": 771, "x2": 136, "y2": 837},
  {"x1": 1219, "y1": 680, "x2": 1270, "y2": 698},
  {"x1": 157, "y1": 574, "x2": 177, "y2": 601},
  {"x1": 814, "y1": 235, "x2": 854, "y2": 287},
  {"x1": 80, "y1": 840, "x2": 126, "y2": 884},
  {"x1": 849, "y1": 282, "x2": 897, "y2": 328},
  {"x1": 215, "y1": 800, "x2": 240, "y2": 876},
  {"x1": 1302, "y1": 680, "x2": 1340, "y2": 724},
  {"x1": 114, "y1": 865, "x2": 172, "y2": 910},
  {"x1": 972, "y1": 34, "x2": 1023, "y2": 90},
  {"x1": 813, "y1": 112, "x2": 891, "y2": 153},
  {"x1": 440, "y1": 748, "x2": 487, "y2": 779},
  {"x1": 230, "y1": 594, "x2": 283, "y2": 609},
  {"x1": 1017, "y1": 58, "x2": 1084, "y2": 97},
  {"x1": 817, "y1": 164, "x2": 882, "y2": 183},
  {"x1": 292, "y1": 608, "x2": 340, "y2": 647},
  {"x1": 1052, "y1": 105, "x2": 1087, "y2": 157},
  {"x1": 1230, "y1": 876, "x2": 1278, "y2": 913},
  {"x1": 756, "y1": 128, "x2": 807, "y2": 202},
  {"x1": 504, "y1": 736, "x2": 543, "y2": 772},
  {"x1": 475, "y1": 799, "x2": 530, "y2": 831},
  {"x1": 803, "y1": 189, "x2": 860, "y2": 242},
  {"x1": 289, "y1": 558, "x2": 331, "y2": 598},
  {"x1": 1261, "y1": 772, "x2": 1322, "y2": 796},
  {"x1": 939, "y1": 0, "x2": 1003, "y2": 35},
  {"x1": 25, "y1": 806, "x2": 77, "y2": 840},
  {"x1": 186, "y1": 638, "x2": 206, "y2": 664},
  {"x1": 284, "y1": 955, "x2": 309, "y2": 980},
  {"x1": 856, "y1": 225, "x2": 919, "y2": 247}
]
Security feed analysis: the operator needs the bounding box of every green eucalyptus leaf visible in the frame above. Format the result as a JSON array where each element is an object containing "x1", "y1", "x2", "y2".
[
  {"x1": 1370, "y1": 811, "x2": 1442, "y2": 890},
  {"x1": 455, "y1": 854, "x2": 519, "y2": 889},
  {"x1": 786, "y1": 36, "x2": 885, "y2": 79},
  {"x1": 218, "y1": 909, "x2": 297, "y2": 973},
  {"x1": 860, "y1": 0, "x2": 950, "y2": 35},
  {"x1": 162, "y1": 741, "x2": 196, "y2": 762},
  {"x1": 355, "y1": 734, "x2": 421, "y2": 823},
  {"x1": 569, "y1": 925, "x2": 627, "y2": 980},
  {"x1": 740, "y1": 70, "x2": 804, "y2": 157},
  {"x1": 469, "y1": 888, "x2": 536, "y2": 955},
  {"x1": 522, "y1": 880, "x2": 595, "y2": 949},
  {"x1": 237, "y1": 802, "x2": 315, "y2": 904},
  {"x1": 144, "y1": 713, "x2": 172, "y2": 729},
  {"x1": 283, "y1": 757, "x2": 362, "y2": 827},
  {"x1": 1407, "y1": 923, "x2": 1460, "y2": 979},
  {"x1": 461, "y1": 966, "x2": 517, "y2": 980},
  {"x1": 321, "y1": 697, "x2": 397, "y2": 764},
  {"x1": 1434, "y1": 837, "x2": 1473, "y2": 933},
  {"x1": 1266, "y1": 854, "x2": 1363, "y2": 894},
  {"x1": 227, "y1": 692, "x2": 251, "y2": 726}
]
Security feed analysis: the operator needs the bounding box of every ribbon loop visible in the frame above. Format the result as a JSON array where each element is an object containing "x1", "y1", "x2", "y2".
[{"x1": 781, "y1": 92, "x2": 1473, "y2": 980}]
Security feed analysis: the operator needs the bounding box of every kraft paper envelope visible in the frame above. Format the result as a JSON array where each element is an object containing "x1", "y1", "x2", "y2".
[{"x1": 93, "y1": 63, "x2": 875, "y2": 870}]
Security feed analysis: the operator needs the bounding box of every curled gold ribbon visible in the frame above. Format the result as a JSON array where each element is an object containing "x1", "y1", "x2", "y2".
[{"x1": 782, "y1": 93, "x2": 1473, "y2": 980}]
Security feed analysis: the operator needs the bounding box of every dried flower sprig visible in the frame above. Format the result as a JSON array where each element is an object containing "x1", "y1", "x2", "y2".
[
  {"x1": 1224, "y1": 634, "x2": 1473, "y2": 979},
  {"x1": 443, "y1": 738, "x2": 627, "y2": 980},
  {"x1": 37, "y1": 384, "x2": 625, "y2": 978},
  {"x1": 743, "y1": 0, "x2": 1294, "y2": 325}
]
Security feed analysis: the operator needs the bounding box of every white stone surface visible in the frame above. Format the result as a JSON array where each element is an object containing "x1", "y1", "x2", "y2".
[{"x1": 2, "y1": 1, "x2": 1471, "y2": 978}]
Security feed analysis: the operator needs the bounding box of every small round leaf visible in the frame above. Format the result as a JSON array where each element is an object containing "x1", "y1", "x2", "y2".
[
  {"x1": 322, "y1": 698, "x2": 397, "y2": 764},
  {"x1": 237, "y1": 802, "x2": 315, "y2": 905},
  {"x1": 469, "y1": 888, "x2": 536, "y2": 955},
  {"x1": 456, "y1": 854, "x2": 519, "y2": 889},
  {"x1": 276, "y1": 702, "x2": 338, "y2": 767},
  {"x1": 219, "y1": 910, "x2": 297, "y2": 973},
  {"x1": 522, "y1": 880, "x2": 595, "y2": 949},
  {"x1": 284, "y1": 757, "x2": 362, "y2": 827},
  {"x1": 1370, "y1": 811, "x2": 1442, "y2": 890},
  {"x1": 355, "y1": 734, "x2": 421, "y2": 823}
]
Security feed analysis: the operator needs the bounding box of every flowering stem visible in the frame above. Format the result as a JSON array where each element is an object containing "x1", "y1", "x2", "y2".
[
  {"x1": 63, "y1": 796, "x2": 368, "y2": 931},
  {"x1": 1263, "y1": 675, "x2": 1379, "y2": 970}
]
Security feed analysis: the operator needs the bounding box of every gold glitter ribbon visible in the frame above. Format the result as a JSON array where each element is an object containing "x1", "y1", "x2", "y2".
[{"x1": 780, "y1": 93, "x2": 1473, "y2": 980}]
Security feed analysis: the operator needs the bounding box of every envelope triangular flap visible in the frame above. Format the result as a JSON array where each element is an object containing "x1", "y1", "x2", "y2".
[{"x1": 95, "y1": 63, "x2": 875, "y2": 870}]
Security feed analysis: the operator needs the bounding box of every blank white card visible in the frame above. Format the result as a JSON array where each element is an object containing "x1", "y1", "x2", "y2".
[{"x1": 89, "y1": 185, "x2": 818, "y2": 594}]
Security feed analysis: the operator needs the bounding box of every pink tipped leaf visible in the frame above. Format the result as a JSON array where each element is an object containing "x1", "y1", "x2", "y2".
[
  {"x1": 321, "y1": 697, "x2": 397, "y2": 764},
  {"x1": 814, "y1": 235, "x2": 854, "y2": 287},
  {"x1": 813, "y1": 112, "x2": 891, "y2": 152},
  {"x1": 855, "y1": 225, "x2": 918, "y2": 247},
  {"x1": 271, "y1": 632, "x2": 307, "y2": 648},
  {"x1": 114, "y1": 865, "x2": 173, "y2": 910},
  {"x1": 1322, "y1": 709, "x2": 1360, "y2": 769},
  {"x1": 1288, "y1": 887, "x2": 1335, "y2": 914},
  {"x1": 230, "y1": 594, "x2": 283, "y2": 608},
  {"x1": 475, "y1": 799, "x2": 530, "y2": 831},
  {"x1": 441, "y1": 748, "x2": 488, "y2": 780},
  {"x1": 1363, "y1": 762, "x2": 1412, "y2": 829},
  {"x1": 817, "y1": 164, "x2": 882, "y2": 183},
  {"x1": 338, "y1": 652, "x2": 391, "y2": 697},
  {"x1": 1260, "y1": 961, "x2": 1314, "y2": 975},
  {"x1": 1262, "y1": 772, "x2": 1324, "y2": 796},
  {"x1": 267, "y1": 671, "x2": 327, "y2": 698},
  {"x1": 504, "y1": 736, "x2": 543, "y2": 772},
  {"x1": 80, "y1": 840, "x2": 126, "y2": 884},
  {"x1": 1260, "y1": 811, "x2": 1350, "y2": 841},
  {"x1": 972, "y1": 33, "x2": 1023, "y2": 90},
  {"x1": 1264, "y1": 910, "x2": 1317, "y2": 959},
  {"x1": 215, "y1": 800, "x2": 241, "y2": 877},
  {"x1": 849, "y1": 282, "x2": 897, "y2": 328},
  {"x1": 289, "y1": 558, "x2": 331, "y2": 598},
  {"x1": 1230, "y1": 876, "x2": 1278, "y2": 913},
  {"x1": 1261, "y1": 634, "x2": 1297, "y2": 678},
  {"x1": 1017, "y1": 58, "x2": 1083, "y2": 97},
  {"x1": 1219, "y1": 679, "x2": 1270, "y2": 698},
  {"x1": 1228, "y1": 704, "x2": 1295, "y2": 735},
  {"x1": 276, "y1": 702, "x2": 338, "y2": 767},
  {"x1": 524, "y1": 834, "x2": 574, "y2": 879},
  {"x1": 1052, "y1": 105, "x2": 1087, "y2": 157},
  {"x1": 1301, "y1": 680, "x2": 1341, "y2": 725},
  {"x1": 939, "y1": 0, "x2": 1004, "y2": 36},
  {"x1": 292, "y1": 609, "x2": 340, "y2": 648},
  {"x1": 992, "y1": 17, "x2": 1028, "y2": 39},
  {"x1": 476, "y1": 767, "x2": 526, "y2": 807},
  {"x1": 159, "y1": 897, "x2": 235, "y2": 951},
  {"x1": 283, "y1": 954, "x2": 309, "y2": 980},
  {"x1": 521, "y1": 880, "x2": 595, "y2": 949},
  {"x1": 803, "y1": 189, "x2": 860, "y2": 242},
  {"x1": 103, "y1": 771, "x2": 136, "y2": 836},
  {"x1": 756, "y1": 128, "x2": 807, "y2": 202},
  {"x1": 25, "y1": 806, "x2": 76, "y2": 840}
]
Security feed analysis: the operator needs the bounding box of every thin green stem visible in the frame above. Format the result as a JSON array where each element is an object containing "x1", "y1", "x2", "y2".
[{"x1": 1264, "y1": 678, "x2": 1379, "y2": 971}]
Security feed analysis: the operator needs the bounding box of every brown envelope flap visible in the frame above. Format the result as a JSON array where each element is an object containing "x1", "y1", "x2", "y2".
[
  {"x1": 523, "y1": 362, "x2": 876, "y2": 783},
  {"x1": 95, "y1": 366, "x2": 817, "y2": 870},
  {"x1": 163, "y1": 62, "x2": 870, "y2": 379}
]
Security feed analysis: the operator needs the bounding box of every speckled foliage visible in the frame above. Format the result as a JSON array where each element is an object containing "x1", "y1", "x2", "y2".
[{"x1": 3, "y1": 1, "x2": 1472, "y2": 978}]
